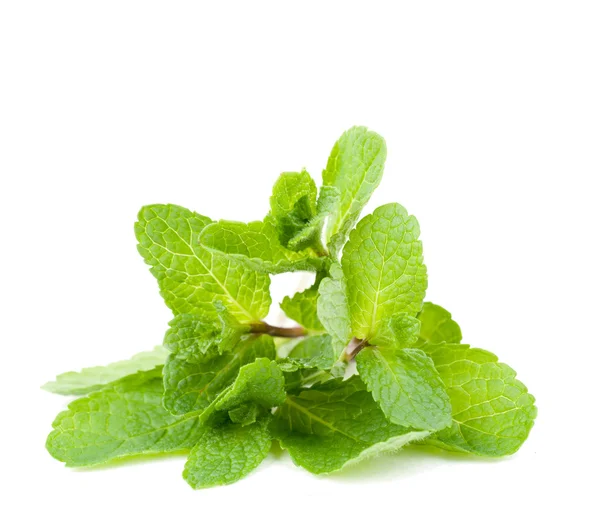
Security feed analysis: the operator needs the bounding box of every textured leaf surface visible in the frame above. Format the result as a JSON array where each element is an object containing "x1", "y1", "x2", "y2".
[
  {"x1": 323, "y1": 126, "x2": 387, "y2": 253},
  {"x1": 163, "y1": 335, "x2": 276, "y2": 415},
  {"x1": 183, "y1": 418, "x2": 271, "y2": 489},
  {"x1": 280, "y1": 285, "x2": 324, "y2": 332},
  {"x1": 135, "y1": 204, "x2": 271, "y2": 321},
  {"x1": 317, "y1": 263, "x2": 352, "y2": 355},
  {"x1": 287, "y1": 334, "x2": 339, "y2": 372},
  {"x1": 370, "y1": 313, "x2": 421, "y2": 348},
  {"x1": 356, "y1": 347, "x2": 452, "y2": 431},
  {"x1": 270, "y1": 170, "x2": 318, "y2": 250},
  {"x1": 419, "y1": 343, "x2": 537, "y2": 456},
  {"x1": 200, "y1": 217, "x2": 324, "y2": 274},
  {"x1": 271, "y1": 376, "x2": 429, "y2": 474},
  {"x1": 163, "y1": 315, "x2": 221, "y2": 360},
  {"x1": 228, "y1": 403, "x2": 261, "y2": 426},
  {"x1": 417, "y1": 302, "x2": 462, "y2": 346},
  {"x1": 46, "y1": 368, "x2": 203, "y2": 466},
  {"x1": 287, "y1": 185, "x2": 340, "y2": 252},
  {"x1": 280, "y1": 364, "x2": 335, "y2": 392},
  {"x1": 214, "y1": 358, "x2": 286, "y2": 412},
  {"x1": 42, "y1": 346, "x2": 169, "y2": 396},
  {"x1": 342, "y1": 203, "x2": 427, "y2": 341}
]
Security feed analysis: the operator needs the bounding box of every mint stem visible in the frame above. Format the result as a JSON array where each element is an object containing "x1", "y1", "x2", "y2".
[
  {"x1": 344, "y1": 337, "x2": 369, "y2": 361},
  {"x1": 250, "y1": 322, "x2": 307, "y2": 338}
]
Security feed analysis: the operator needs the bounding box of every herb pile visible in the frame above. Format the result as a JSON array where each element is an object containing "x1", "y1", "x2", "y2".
[{"x1": 44, "y1": 127, "x2": 537, "y2": 488}]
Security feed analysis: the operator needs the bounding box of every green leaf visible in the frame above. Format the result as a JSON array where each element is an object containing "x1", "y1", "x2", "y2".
[
  {"x1": 419, "y1": 343, "x2": 537, "y2": 456},
  {"x1": 280, "y1": 285, "x2": 324, "y2": 332},
  {"x1": 164, "y1": 315, "x2": 222, "y2": 361},
  {"x1": 342, "y1": 203, "x2": 427, "y2": 341},
  {"x1": 135, "y1": 204, "x2": 271, "y2": 321},
  {"x1": 323, "y1": 126, "x2": 387, "y2": 253},
  {"x1": 317, "y1": 262, "x2": 352, "y2": 356},
  {"x1": 41, "y1": 346, "x2": 169, "y2": 396},
  {"x1": 287, "y1": 334, "x2": 339, "y2": 372},
  {"x1": 214, "y1": 358, "x2": 286, "y2": 412},
  {"x1": 287, "y1": 185, "x2": 340, "y2": 253},
  {"x1": 356, "y1": 347, "x2": 452, "y2": 431},
  {"x1": 417, "y1": 302, "x2": 462, "y2": 346},
  {"x1": 46, "y1": 368, "x2": 203, "y2": 467},
  {"x1": 370, "y1": 313, "x2": 421, "y2": 348},
  {"x1": 183, "y1": 418, "x2": 271, "y2": 489},
  {"x1": 199, "y1": 216, "x2": 325, "y2": 274},
  {"x1": 214, "y1": 302, "x2": 253, "y2": 352},
  {"x1": 270, "y1": 170, "x2": 318, "y2": 250},
  {"x1": 279, "y1": 363, "x2": 334, "y2": 392},
  {"x1": 228, "y1": 403, "x2": 261, "y2": 426},
  {"x1": 271, "y1": 376, "x2": 430, "y2": 474},
  {"x1": 163, "y1": 335, "x2": 276, "y2": 415}
]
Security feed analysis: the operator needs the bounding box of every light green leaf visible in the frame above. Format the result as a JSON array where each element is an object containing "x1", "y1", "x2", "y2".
[
  {"x1": 228, "y1": 403, "x2": 261, "y2": 426},
  {"x1": 279, "y1": 363, "x2": 335, "y2": 392},
  {"x1": 214, "y1": 302, "x2": 253, "y2": 352},
  {"x1": 418, "y1": 343, "x2": 537, "y2": 456},
  {"x1": 46, "y1": 368, "x2": 203, "y2": 467},
  {"x1": 287, "y1": 185, "x2": 340, "y2": 253},
  {"x1": 270, "y1": 170, "x2": 317, "y2": 219},
  {"x1": 199, "y1": 217, "x2": 325, "y2": 274},
  {"x1": 214, "y1": 358, "x2": 286, "y2": 412},
  {"x1": 317, "y1": 262, "x2": 352, "y2": 357},
  {"x1": 417, "y1": 302, "x2": 462, "y2": 346},
  {"x1": 287, "y1": 334, "x2": 339, "y2": 372},
  {"x1": 163, "y1": 335, "x2": 276, "y2": 415},
  {"x1": 135, "y1": 204, "x2": 271, "y2": 321},
  {"x1": 342, "y1": 203, "x2": 427, "y2": 341},
  {"x1": 183, "y1": 418, "x2": 271, "y2": 489},
  {"x1": 164, "y1": 315, "x2": 221, "y2": 361},
  {"x1": 323, "y1": 126, "x2": 387, "y2": 253},
  {"x1": 370, "y1": 313, "x2": 421, "y2": 348},
  {"x1": 270, "y1": 170, "x2": 318, "y2": 251},
  {"x1": 271, "y1": 376, "x2": 429, "y2": 474},
  {"x1": 280, "y1": 285, "x2": 324, "y2": 332},
  {"x1": 41, "y1": 346, "x2": 169, "y2": 396},
  {"x1": 356, "y1": 347, "x2": 452, "y2": 431}
]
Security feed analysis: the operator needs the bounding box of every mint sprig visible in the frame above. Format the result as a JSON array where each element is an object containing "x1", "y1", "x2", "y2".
[{"x1": 44, "y1": 126, "x2": 537, "y2": 488}]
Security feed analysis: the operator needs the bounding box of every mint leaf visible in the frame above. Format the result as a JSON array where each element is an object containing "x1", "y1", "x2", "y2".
[
  {"x1": 370, "y1": 313, "x2": 421, "y2": 348},
  {"x1": 287, "y1": 185, "x2": 340, "y2": 253},
  {"x1": 199, "y1": 217, "x2": 325, "y2": 274},
  {"x1": 356, "y1": 347, "x2": 452, "y2": 431},
  {"x1": 279, "y1": 362, "x2": 334, "y2": 392},
  {"x1": 164, "y1": 314, "x2": 221, "y2": 360},
  {"x1": 228, "y1": 403, "x2": 261, "y2": 426},
  {"x1": 270, "y1": 170, "x2": 318, "y2": 250},
  {"x1": 46, "y1": 368, "x2": 203, "y2": 466},
  {"x1": 419, "y1": 343, "x2": 537, "y2": 456},
  {"x1": 417, "y1": 302, "x2": 462, "y2": 346},
  {"x1": 41, "y1": 346, "x2": 169, "y2": 396},
  {"x1": 271, "y1": 376, "x2": 429, "y2": 474},
  {"x1": 323, "y1": 126, "x2": 387, "y2": 253},
  {"x1": 287, "y1": 334, "x2": 339, "y2": 373},
  {"x1": 135, "y1": 204, "x2": 271, "y2": 321},
  {"x1": 317, "y1": 262, "x2": 352, "y2": 356},
  {"x1": 214, "y1": 358, "x2": 286, "y2": 412},
  {"x1": 183, "y1": 418, "x2": 271, "y2": 489},
  {"x1": 342, "y1": 203, "x2": 427, "y2": 341},
  {"x1": 163, "y1": 334, "x2": 276, "y2": 415},
  {"x1": 280, "y1": 285, "x2": 324, "y2": 332}
]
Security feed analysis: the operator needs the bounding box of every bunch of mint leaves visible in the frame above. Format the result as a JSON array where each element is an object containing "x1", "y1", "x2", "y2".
[{"x1": 44, "y1": 127, "x2": 537, "y2": 488}]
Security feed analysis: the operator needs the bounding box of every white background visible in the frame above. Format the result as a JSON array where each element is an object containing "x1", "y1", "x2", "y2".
[{"x1": 1, "y1": 1, "x2": 598, "y2": 521}]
